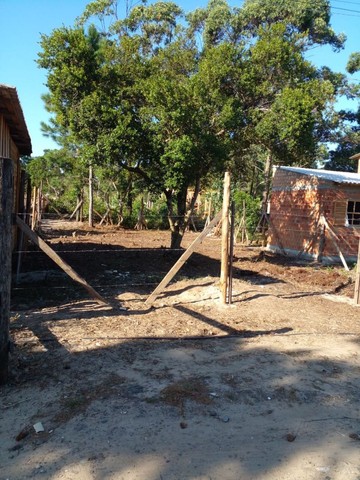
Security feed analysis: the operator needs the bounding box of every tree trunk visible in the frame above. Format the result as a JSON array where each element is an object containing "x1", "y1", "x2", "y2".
[
  {"x1": 126, "y1": 178, "x2": 133, "y2": 217},
  {"x1": 262, "y1": 153, "x2": 272, "y2": 214},
  {"x1": 249, "y1": 163, "x2": 258, "y2": 197},
  {"x1": 170, "y1": 227, "x2": 184, "y2": 249},
  {"x1": 166, "y1": 181, "x2": 201, "y2": 249},
  {"x1": 76, "y1": 193, "x2": 82, "y2": 222},
  {"x1": 117, "y1": 197, "x2": 124, "y2": 226},
  {"x1": 166, "y1": 189, "x2": 185, "y2": 249},
  {"x1": 0, "y1": 158, "x2": 13, "y2": 384},
  {"x1": 260, "y1": 153, "x2": 273, "y2": 243},
  {"x1": 135, "y1": 197, "x2": 147, "y2": 230}
]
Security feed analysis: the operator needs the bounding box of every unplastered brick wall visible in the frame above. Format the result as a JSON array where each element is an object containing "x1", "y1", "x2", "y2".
[
  {"x1": 268, "y1": 170, "x2": 360, "y2": 259},
  {"x1": 321, "y1": 185, "x2": 360, "y2": 256},
  {"x1": 269, "y1": 191, "x2": 320, "y2": 255},
  {"x1": 328, "y1": 185, "x2": 360, "y2": 256}
]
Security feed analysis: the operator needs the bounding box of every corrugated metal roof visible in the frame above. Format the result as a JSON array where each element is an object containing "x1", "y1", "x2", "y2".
[
  {"x1": 279, "y1": 166, "x2": 360, "y2": 185},
  {"x1": 0, "y1": 83, "x2": 32, "y2": 156}
]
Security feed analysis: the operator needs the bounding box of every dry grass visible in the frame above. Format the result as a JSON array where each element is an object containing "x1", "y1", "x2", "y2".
[{"x1": 160, "y1": 377, "x2": 212, "y2": 415}]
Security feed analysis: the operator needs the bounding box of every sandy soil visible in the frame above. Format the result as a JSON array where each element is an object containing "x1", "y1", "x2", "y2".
[{"x1": 1, "y1": 222, "x2": 360, "y2": 480}]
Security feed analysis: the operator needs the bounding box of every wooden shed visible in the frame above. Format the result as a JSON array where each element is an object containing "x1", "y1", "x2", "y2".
[
  {"x1": 0, "y1": 83, "x2": 32, "y2": 217},
  {"x1": 267, "y1": 166, "x2": 360, "y2": 264},
  {"x1": 0, "y1": 84, "x2": 32, "y2": 251}
]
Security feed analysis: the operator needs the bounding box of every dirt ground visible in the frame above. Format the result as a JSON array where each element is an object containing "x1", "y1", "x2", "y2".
[{"x1": 1, "y1": 221, "x2": 360, "y2": 480}]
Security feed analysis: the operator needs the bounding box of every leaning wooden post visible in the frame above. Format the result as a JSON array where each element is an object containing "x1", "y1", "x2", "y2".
[
  {"x1": 16, "y1": 216, "x2": 108, "y2": 306},
  {"x1": 354, "y1": 238, "x2": 360, "y2": 305},
  {"x1": 320, "y1": 215, "x2": 349, "y2": 271},
  {"x1": 146, "y1": 211, "x2": 222, "y2": 305},
  {"x1": 69, "y1": 198, "x2": 84, "y2": 220},
  {"x1": 0, "y1": 157, "x2": 13, "y2": 384},
  {"x1": 220, "y1": 172, "x2": 231, "y2": 304}
]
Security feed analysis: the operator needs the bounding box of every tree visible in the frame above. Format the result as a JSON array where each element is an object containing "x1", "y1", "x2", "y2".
[
  {"x1": 347, "y1": 52, "x2": 360, "y2": 75},
  {"x1": 325, "y1": 52, "x2": 360, "y2": 171},
  {"x1": 236, "y1": 0, "x2": 345, "y2": 49},
  {"x1": 38, "y1": 0, "x2": 347, "y2": 247},
  {"x1": 186, "y1": 1, "x2": 346, "y2": 208},
  {"x1": 26, "y1": 149, "x2": 87, "y2": 215}
]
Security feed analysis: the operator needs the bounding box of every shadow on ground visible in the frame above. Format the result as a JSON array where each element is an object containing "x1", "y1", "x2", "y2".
[{"x1": 2, "y1": 312, "x2": 360, "y2": 479}]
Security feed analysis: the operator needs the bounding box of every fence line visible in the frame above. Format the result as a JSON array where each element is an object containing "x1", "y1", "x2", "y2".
[
  {"x1": 12, "y1": 247, "x2": 189, "y2": 255},
  {"x1": 12, "y1": 282, "x2": 160, "y2": 292}
]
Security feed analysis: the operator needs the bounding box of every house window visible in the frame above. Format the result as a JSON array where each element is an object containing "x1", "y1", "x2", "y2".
[{"x1": 347, "y1": 201, "x2": 360, "y2": 226}]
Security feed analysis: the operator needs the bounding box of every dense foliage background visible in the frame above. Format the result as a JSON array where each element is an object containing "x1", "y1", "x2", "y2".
[{"x1": 26, "y1": 0, "x2": 359, "y2": 246}]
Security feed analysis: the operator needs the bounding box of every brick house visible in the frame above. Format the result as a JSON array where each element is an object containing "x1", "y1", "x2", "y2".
[{"x1": 267, "y1": 166, "x2": 360, "y2": 264}]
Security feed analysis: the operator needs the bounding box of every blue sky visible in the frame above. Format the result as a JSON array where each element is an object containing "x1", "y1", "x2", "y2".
[{"x1": 1, "y1": 0, "x2": 359, "y2": 157}]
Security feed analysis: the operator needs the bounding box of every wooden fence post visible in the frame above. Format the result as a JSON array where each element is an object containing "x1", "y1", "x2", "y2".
[
  {"x1": 228, "y1": 201, "x2": 235, "y2": 304},
  {"x1": 0, "y1": 157, "x2": 13, "y2": 384},
  {"x1": 220, "y1": 172, "x2": 231, "y2": 304},
  {"x1": 31, "y1": 186, "x2": 37, "y2": 230},
  {"x1": 88, "y1": 164, "x2": 94, "y2": 227},
  {"x1": 354, "y1": 238, "x2": 360, "y2": 305}
]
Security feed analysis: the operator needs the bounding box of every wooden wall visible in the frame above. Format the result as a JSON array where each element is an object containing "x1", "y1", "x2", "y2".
[
  {"x1": 0, "y1": 115, "x2": 12, "y2": 158},
  {"x1": 0, "y1": 114, "x2": 22, "y2": 246}
]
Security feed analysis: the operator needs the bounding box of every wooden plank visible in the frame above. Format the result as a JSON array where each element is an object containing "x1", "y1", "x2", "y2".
[
  {"x1": 16, "y1": 216, "x2": 108, "y2": 306},
  {"x1": 354, "y1": 238, "x2": 360, "y2": 305},
  {"x1": 31, "y1": 186, "x2": 37, "y2": 230},
  {"x1": 145, "y1": 210, "x2": 222, "y2": 305},
  {"x1": 220, "y1": 172, "x2": 231, "y2": 304},
  {"x1": 69, "y1": 198, "x2": 84, "y2": 220},
  {"x1": 320, "y1": 215, "x2": 349, "y2": 271},
  {"x1": 0, "y1": 157, "x2": 13, "y2": 384}
]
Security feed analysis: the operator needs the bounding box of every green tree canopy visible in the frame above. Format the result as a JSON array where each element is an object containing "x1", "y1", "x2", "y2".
[{"x1": 37, "y1": 0, "x2": 350, "y2": 246}]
